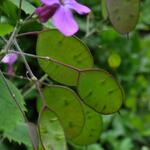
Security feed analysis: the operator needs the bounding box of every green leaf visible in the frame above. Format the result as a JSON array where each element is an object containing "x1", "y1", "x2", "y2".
[
  {"x1": 106, "y1": 0, "x2": 140, "y2": 34},
  {"x1": 77, "y1": 69, "x2": 123, "y2": 114},
  {"x1": 0, "y1": 141, "x2": 9, "y2": 150},
  {"x1": 71, "y1": 105, "x2": 103, "y2": 145},
  {"x1": 38, "y1": 108, "x2": 67, "y2": 150},
  {"x1": 8, "y1": 0, "x2": 36, "y2": 14},
  {"x1": 3, "y1": 122, "x2": 32, "y2": 147},
  {"x1": 36, "y1": 29, "x2": 93, "y2": 86},
  {"x1": 0, "y1": 76, "x2": 25, "y2": 132},
  {"x1": 38, "y1": 85, "x2": 85, "y2": 139},
  {"x1": 0, "y1": 23, "x2": 14, "y2": 36}
]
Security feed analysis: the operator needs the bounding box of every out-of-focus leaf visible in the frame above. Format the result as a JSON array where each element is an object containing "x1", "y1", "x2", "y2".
[
  {"x1": 8, "y1": 0, "x2": 35, "y2": 14},
  {"x1": 106, "y1": 0, "x2": 140, "y2": 34},
  {"x1": 0, "y1": 23, "x2": 14, "y2": 36}
]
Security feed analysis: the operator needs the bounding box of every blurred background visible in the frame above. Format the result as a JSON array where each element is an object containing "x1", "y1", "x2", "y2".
[{"x1": 0, "y1": 0, "x2": 150, "y2": 149}]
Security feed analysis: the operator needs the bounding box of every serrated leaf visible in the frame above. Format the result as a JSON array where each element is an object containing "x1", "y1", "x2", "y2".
[
  {"x1": 3, "y1": 122, "x2": 32, "y2": 147},
  {"x1": 36, "y1": 29, "x2": 93, "y2": 86},
  {"x1": 38, "y1": 108, "x2": 67, "y2": 150},
  {"x1": 71, "y1": 105, "x2": 103, "y2": 145},
  {"x1": 0, "y1": 75, "x2": 25, "y2": 132},
  {"x1": 77, "y1": 69, "x2": 123, "y2": 114},
  {"x1": 0, "y1": 24, "x2": 14, "y2": 36},
  {"x1": 38, "y1": 85, "x2": 85, "y2": 139},
  {"x1": 8, "y1": 0, "x2": 35, "y2": 14},
  {"x1": 106, "y1": 0, "x2": 140, "y2": 34}
]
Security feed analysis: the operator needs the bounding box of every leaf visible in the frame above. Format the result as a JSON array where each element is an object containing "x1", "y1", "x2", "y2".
[
  {"x1": 0, "y1": 141, "x2": 9, "y2": 150},
  {"x1": 106, "y1": 0, "x2": 140, "y2": 34},
  {"x1": 36, "y1": 29, "x2": 93, "y2": 86},
  {"x1": 3, "y1": 122, "x2": 32, "y2": 147},
  {"x1": 0, "y1": 0, "x2": 18, "y2": 24},
  {"x1": 38, "y1": 108, "x2": 67, "y2": 150},
  {"x1": 37, "y1": 85, "x2": 85, "y2": 139},
  {"x1": 0, "y1": 24, "x2": 14, "y2": 36},
  {"x1": 77, "y1": 69, "x2": 123, "y2": 114},
  {"x1": 8, "y1": 0, "x2": 35, "y2": 14},
  {"x1": 0, "y1": 75, "x2": 25, "y2": 132},
  {"x1": 71, "y1": 105, "x2": 103, "y2": 145}
]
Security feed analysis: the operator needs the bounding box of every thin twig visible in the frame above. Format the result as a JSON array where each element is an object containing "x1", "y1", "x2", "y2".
[
  {"x1": 14, "y1": 40, "x2": 47, "y2": 106},
  {"x1": 23, "y1": 74, "x2": 49, "y2": 97},
  {"x1": 2, "y1": 71, "x2": 49, "y2": 86},
  {"x1": 3, "y1": 26, "x2": 18, "y2": 52},
  {"x1": 16, "y1": 31, "x2": 40, "y2": 37},
  {"x1": 8, "y1": 50, "x2": 80, "y2": 71}
]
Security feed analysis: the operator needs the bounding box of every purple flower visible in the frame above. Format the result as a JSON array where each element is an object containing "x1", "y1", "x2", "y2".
[
  {"x1": 35, "y1": 0, "x2": 91, "y2": 36},
  {"x1": 1, "y1": 53, "x2": 17, "y2": 75}
]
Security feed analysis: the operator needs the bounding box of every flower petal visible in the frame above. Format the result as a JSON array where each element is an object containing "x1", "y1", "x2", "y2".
[
  {"x1": 1, "y1": 53, "x2": 17, "y2": 64},
  {"x1": 41, "y1": 0, "x2": 59, "y2": 6},
  {"x1": 35, "y1": 5, "x2": 59, "y2": 23},
  {"x1": 65, "y1": 0, "x2": 91, "y2": 15},
  {"x1": 52, "y1": 6, "x2": 78, "y2": 36}
]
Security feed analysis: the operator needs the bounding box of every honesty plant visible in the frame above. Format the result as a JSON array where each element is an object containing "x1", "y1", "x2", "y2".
[{"x1": 0, "y1": 0, "x2": 141, "y2": 149}]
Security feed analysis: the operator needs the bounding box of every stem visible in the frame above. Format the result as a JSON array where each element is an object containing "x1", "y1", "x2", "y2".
[
  {"x1": 8, "y1": 50, "x2": 80, "y2": 71},
  {"x1": 2, "y1": 71, "x2": 49, "y2": 86},
  {"x1": 14, "y1": 40, "x2": 47, "y2": 106},
  {"x1": 16, "y1": 31, "x2": 40, "y2": 37},
  {"x1": 3, "y1": 26, "x2": 18, "y2": 52},
  {"x1": 23, "y1": 74, "x2": 48, "y2": 98}
]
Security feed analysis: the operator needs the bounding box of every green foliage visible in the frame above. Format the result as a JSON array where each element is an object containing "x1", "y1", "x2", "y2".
[
  {"x1": 0, "y1": 0, "x2": 18, "y2": 24},
  {"x1": 71, "y1": 105, "x2": 103, "y2": 145},
  {"x1": 78, "y1": 69, "x2": 123, "y2": 114},
  {"x1": 38, "y1": 108, "x2": 67, "y2": 150},
  {"x1": 38, "y1": 85, "x2": 85, "y2": 139},
  {"x1": 8, "y1": 0, "x2": 35, "y2": 14},
  {"x1": 3, "y1": 122, "x2": 32, "y2": 147},
  {"x1": 106, "y1": 0, "x2": 140, "y2": 34},
  {"x1": 0, "y1": 0, "x2": 150, "y2": 149},
  {"x1": 0, "y1": 75, "x2": 25, "y2": 132},
  {"x1": 0, "y1": 23, "x2": 14, "y2": 36},
  {"x1": 36, "y1": 29, "x2": 93, "y2": 86}
]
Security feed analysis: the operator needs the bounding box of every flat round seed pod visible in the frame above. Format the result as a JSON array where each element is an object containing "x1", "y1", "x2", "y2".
[
  {"x1": 71, "y1": 105, "x2": 103, "y2": 145},
  {"x1": 36, "y1": 29, "x2": 93, "y2": 86},
  {"x1": 106, "y1": 0, "x2": 140, "y2": 34},
  {"x1": 38, "y1": 109, "x2": 67, "y2": 150},
  {"x1": 38, "y1": 85, "x2": 85, "y2": 139},
  {"x1": 77, "y1": 69, "x2": 123, "y2": 114}
]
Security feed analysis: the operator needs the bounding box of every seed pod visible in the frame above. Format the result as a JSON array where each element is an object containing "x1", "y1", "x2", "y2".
[{"x1": 106, "y1": 0, "x2": 140, "y2": 34}]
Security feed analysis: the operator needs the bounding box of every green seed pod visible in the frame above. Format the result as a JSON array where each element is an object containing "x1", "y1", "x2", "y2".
[{"x1": 106, "y1": 0, "x2": 140, "y2": 34}]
